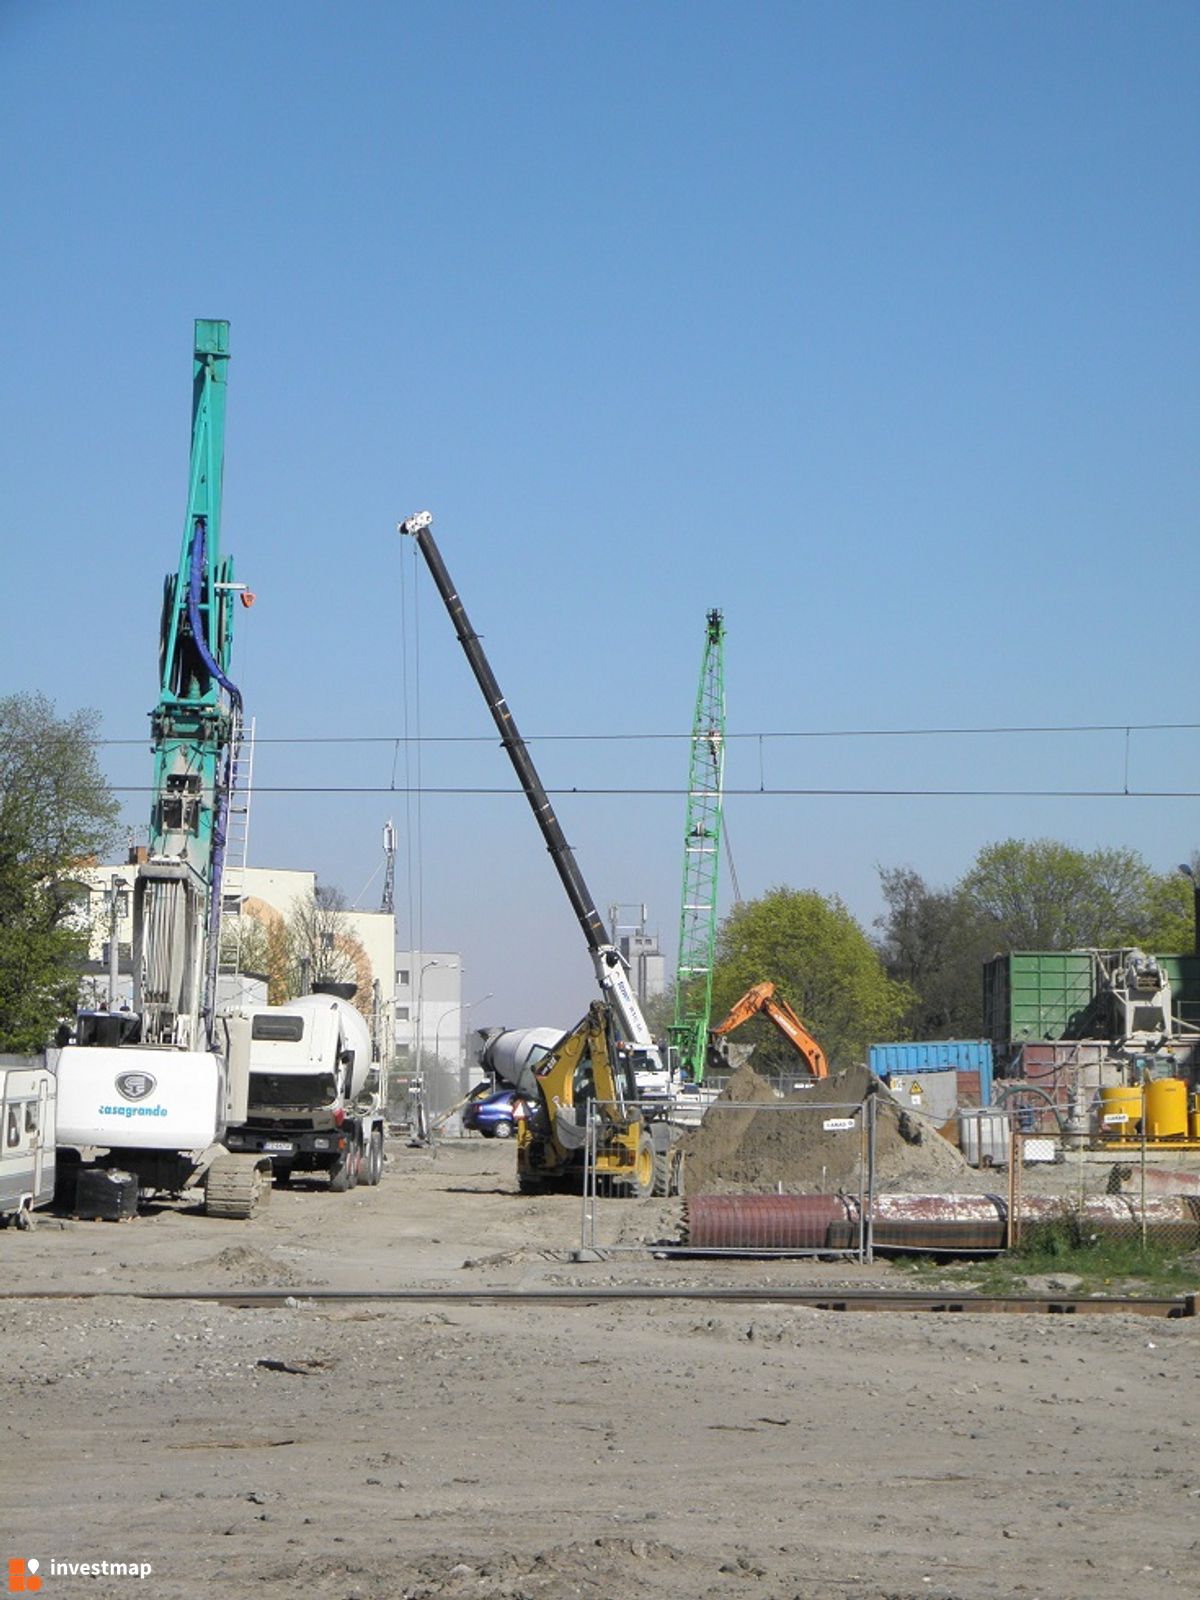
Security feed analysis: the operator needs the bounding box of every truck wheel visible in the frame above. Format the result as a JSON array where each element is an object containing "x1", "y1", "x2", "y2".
[
  {"x1": 627, "y1": 1132, "x2": 655, "y2": 1199},
  {"x1": 273, "y1": 1165, "x2": 293, "y2": 1187},
  {"x1": 364, "y1": 1130, "x2": 384, "y2": 1186},
  {"x1": 329, "y1": 1144, "x2": 359, "y2": 1193}
]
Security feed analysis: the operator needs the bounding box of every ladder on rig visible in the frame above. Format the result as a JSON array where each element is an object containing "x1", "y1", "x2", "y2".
[{"x1": 215, "y1": 713, "x2": 256, "y2": 1008}]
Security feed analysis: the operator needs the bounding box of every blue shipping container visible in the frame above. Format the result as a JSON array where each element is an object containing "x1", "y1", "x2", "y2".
[{"x1": 868, "y1": 1040, "x2": 993, "y2": 1106}]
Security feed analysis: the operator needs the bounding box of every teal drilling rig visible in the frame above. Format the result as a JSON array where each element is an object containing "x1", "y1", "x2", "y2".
[
  {"x1": 55, "y1": 320, "x2": 268, "y2": 1219},
  {"x1": 668, "y1": 610, "x2": 726, "y2": 1083},
  {"x1": 136, "y1": 318, "x2": 246, "y2": 1048}
]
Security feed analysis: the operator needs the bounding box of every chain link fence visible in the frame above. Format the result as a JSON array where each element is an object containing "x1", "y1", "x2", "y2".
[
  {"x1": 579, "y1": 1083, "x2": 1200, "y2": 1264},
  {"x1": 579, "y1": 1095, "x2": 874, "y2": 1259}
]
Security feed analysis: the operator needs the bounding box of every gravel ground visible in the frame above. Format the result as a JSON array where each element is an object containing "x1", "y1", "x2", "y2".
[{"x1": 2, "y1": 1139, "x2": 1198, "y2": 1599}]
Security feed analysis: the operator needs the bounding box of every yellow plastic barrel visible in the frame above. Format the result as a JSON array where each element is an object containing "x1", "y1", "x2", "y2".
[
  {"x1": 1145, "y1": 1078, "x2": 1188, "y2": 1140},
  {"x1": 1098, "y1": 1085, "x2": 1142, "y2": 1140}
]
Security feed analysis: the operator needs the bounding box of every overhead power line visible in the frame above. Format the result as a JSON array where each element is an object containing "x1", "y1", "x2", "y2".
[
  {"x1": 103, "y1": 784, "x2": 1200, "y2": 799},
  {"x1": 68, "y1": 718, "x2": 1200, "y2": 749}
]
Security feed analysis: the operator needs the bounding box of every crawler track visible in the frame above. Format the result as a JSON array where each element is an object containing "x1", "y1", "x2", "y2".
[{"x1": 0, "y1": 1286, "x2": 1194, "y2": 1316}]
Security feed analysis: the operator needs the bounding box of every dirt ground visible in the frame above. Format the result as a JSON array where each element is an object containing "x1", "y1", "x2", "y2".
[{"x1": 3, "y1": 1138, "x2": 1198, "y2": 1600}]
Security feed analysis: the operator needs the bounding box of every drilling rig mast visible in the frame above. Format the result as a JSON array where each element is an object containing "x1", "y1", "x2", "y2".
[{"x1": 669, "y1": 609, "x2": 726, "y2": 1082}]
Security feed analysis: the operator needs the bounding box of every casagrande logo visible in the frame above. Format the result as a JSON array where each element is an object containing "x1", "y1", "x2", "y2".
[
  {"x1": 8, "y1": 1557, "x2": 153, "y2": 1588},
  {"x1": 100, "y1": 1072, "x2": 168, "y2": 1119},
  {"x1": 115, "y1": 1071, "x2": 157, "y2": 1102}
]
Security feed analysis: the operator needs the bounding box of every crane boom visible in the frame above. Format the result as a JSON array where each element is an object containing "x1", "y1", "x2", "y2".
[
  {"x1": 398, "y1": 512, "x2": 660, "y2": 1065},
  {"x1": 669, "y1": 609, "x2": 725, "y2": 1082}
]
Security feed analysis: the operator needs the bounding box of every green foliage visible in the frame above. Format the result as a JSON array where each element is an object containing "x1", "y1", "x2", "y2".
[
  {"x1": 0, "y1": 693, "x2": 119, "y2": 1051},
  {"x1": 876, "y1": 840, "x2": 1200, "y2": 1043},
  {"x1": 874, "y1": 866, "x2": 994, "y2": 1037},
  {"x1": 962, "y1": 838, "x2": 1166, "y2": 950},
  {"x1": 1139, "y1": 871, "x2": 1194, "y2": 954},
  {"x1": 711, "y1": 886, "x2": 911, "y2": 1069},
  {"x1": 908, "y1": 1225, "x2": 1197, "y2": 1296}
]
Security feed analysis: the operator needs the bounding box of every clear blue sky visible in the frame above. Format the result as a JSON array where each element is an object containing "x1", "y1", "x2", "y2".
[{"x1": 2, "y1": 1, "x2": 1198, "y2": 1029}]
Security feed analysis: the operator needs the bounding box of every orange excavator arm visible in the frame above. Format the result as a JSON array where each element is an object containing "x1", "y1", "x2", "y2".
[{"x1": 710, "y1": 981, "x2": 829, "y2": 1079}]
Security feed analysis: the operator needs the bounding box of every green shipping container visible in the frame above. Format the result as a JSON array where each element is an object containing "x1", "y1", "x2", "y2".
[
  {"x1": 1151, "y1": 955, "x2": 1200, "y2": 1033},
  {"x1": 983, "y1": 952, "x2": 1096, "y2": 1048}
]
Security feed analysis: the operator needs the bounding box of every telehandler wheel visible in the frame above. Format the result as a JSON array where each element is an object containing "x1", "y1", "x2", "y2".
[
  {"x1": 628, "y1": 1132, "x2": 656, "y2": 1199},
  {"x1": 651, "y1": 1146, "x2": 672, "y2": 1198}
]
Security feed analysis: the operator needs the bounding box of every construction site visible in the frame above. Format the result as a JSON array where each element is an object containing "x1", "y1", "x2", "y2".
[{"x1": 2, "y1": 312, "x2": 1199, "y2": 1600}]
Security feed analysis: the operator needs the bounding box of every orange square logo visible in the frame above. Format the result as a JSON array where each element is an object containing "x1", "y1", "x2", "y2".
[{"x1": 7, "y1": 1560, "x2": 41, "y2": 1592}]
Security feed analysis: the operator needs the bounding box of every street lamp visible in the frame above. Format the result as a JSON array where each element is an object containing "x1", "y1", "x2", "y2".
[
  {"x1": 434, "y1": 992, "x2": 495, "y2": 1100},
  {"x1": 413, "y1": 958, "x2": 458, "y2": 1138}
]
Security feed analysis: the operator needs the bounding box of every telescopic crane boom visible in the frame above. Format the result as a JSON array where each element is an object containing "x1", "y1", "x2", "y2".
[{"x1": 397, "y1": 511, "x2": 663, "y2": 1081}]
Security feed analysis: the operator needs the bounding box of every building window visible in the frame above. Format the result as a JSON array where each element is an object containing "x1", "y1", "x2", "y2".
[
  {"x1": 395, "y1": 1006, "x2": 410, "y2": 1022},
  {"x1": 396, "y1": 968, "x2": 410, "y2": 987}
]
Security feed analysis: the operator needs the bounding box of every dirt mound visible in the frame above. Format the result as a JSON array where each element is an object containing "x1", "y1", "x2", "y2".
[
  {"x1": 194, "y1": 1244, "x2": 304, "y2": 1286},
  {"x1": 396, "y1": 1537, "x2": 707, "y2": 1599},
  {"x1": 680, "y1": 1062, "x2": 970, "y2": 1195}
]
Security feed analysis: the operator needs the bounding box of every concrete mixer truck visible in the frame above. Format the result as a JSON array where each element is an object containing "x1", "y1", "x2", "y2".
[{"x1": 223, "y1": 992, "x2": 387, "y2": 1190}]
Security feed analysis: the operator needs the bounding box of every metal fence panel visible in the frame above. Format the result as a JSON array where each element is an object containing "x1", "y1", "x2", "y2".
[{"x1": 580, "y1": 1097, "x2": 870, "y2": 1259}]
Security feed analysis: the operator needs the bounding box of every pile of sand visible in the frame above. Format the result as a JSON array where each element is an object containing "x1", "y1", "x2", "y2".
[{"x1": 680, "y1": 1062, "x2": 970, "y2": 1196}]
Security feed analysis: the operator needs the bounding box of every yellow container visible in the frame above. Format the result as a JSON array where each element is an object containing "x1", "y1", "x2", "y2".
[
  {"x1": 1098, "y1": 1085, "x2": 1142, "y2": 1140},
  {"x1": 1145, "y1": 1077, "x2": 1188, "y2": 1140},
  {"x1": 1190, "y1": 1095, "x2": 1200, "y2": 1141}
]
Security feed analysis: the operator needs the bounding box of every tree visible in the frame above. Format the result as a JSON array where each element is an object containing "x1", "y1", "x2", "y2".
[
  {"x1": 285, "y1": 885, "x2": 366, "y2": 998},
  {"x1": 710, "y1": 886, "x2": 911, "y2": 1070},
  {"x1": 961, "y1": 838, "x2": 1184, "y2": 951},
  {"x1": 874, "y1": 866, "x2": 994, "y2": 1038},
  {"x1": 1141, "y1": 870, "x2": 1194, "y2": 954},
  {"x1": 239, "y1": 885, "x2": 374, "y2": 1019},
  {"x1": 0, "y1": 693, "x2": 119, "y2": 1050}
]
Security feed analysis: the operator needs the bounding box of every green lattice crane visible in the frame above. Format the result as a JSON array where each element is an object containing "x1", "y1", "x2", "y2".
[{"x1": 669, "y1": 609, "x2": 726, "y2": 1082}]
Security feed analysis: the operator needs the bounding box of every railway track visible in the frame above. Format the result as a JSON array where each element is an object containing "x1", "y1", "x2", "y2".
[{"x1": 1, "y1": 1286, "x2": 1194, "y2": 1316}]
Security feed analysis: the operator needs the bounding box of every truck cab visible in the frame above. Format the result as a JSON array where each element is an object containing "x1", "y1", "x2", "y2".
[{"x1": 224, "y1": 993, "x2": 386, "y2": 1191}]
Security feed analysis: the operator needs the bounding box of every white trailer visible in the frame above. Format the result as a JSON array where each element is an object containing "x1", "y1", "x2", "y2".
[{"x1": 0, "y1": 1055, "x2": 57, "y2": 1226}]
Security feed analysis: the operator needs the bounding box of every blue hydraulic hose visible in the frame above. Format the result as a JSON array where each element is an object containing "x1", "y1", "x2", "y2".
[
  {"x1": 187, "y1": 517, "x2": 242, "y2": 708},
  {"x1": 186, "y1": 517, "x2": 242, "y2": 1039}
]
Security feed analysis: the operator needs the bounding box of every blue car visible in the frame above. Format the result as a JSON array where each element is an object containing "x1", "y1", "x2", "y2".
[{"x1": 462, "y1": 1084, "x2": 527, "y2": 1139}]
